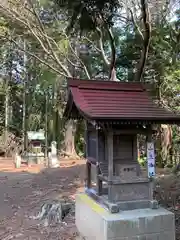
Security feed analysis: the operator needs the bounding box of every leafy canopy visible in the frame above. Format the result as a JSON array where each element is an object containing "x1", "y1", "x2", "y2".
[{"x1": 54, "y1": 0, "x2": 120, "y2": 33}]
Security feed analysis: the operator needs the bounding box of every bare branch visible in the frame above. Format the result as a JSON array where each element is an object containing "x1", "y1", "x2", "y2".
[
  {"x1": 129, "y1": 9, "x2": 144, "y2": 41},
  {"x1": 0, "y1": 0, "x2": 92, "y2": 80},
  {"x1": 25, "y1": 1, "x2": 72, "y2": 77},
  {"x1": 10, "y1": 38, "x2": 70, "y2": 77},
  {"x1": 105, "y1": 26, "x2": 116, "y2": 79},
  {"x1": 26, "y1": 22, "x2": 51, "y2": 55},
  {"x1": 96, "y1": 27, "x2": 110, "y2": 67},
  {"x1": 134, "y1": 0, "x2": 151, "y2": 82},
  {"x1": 66, "y1": 58, "x2": 80, "y2": 68},
  {"x1": 67, "y1": 39, "x2": 91, "y2": 79},
  {"x1": 82, "y1": 36, "x2": 102, "y2": 52},
  {"x1": 97, "y1": 11, "x2": 116, "y2": 79},
  {"x1": 27, "y1": 0, "x2": 45, "y2": 31},
  {"x1": 0, "y1": 4, "x2": 51, "y2": 54},
  {"x1": 0, "y1": 2, "x2": 73, "y2": 77}
]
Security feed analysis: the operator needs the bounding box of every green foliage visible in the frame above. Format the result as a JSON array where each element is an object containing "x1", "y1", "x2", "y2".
[
  {"x1": 0, "y1": 0, "x2": 180, "y2": 161},
  {"x1": 57, "y1": 39, "x2": 69, "y2": 54},
  {"x1": 54, "y1": 0, "x2": 120, "y2": 33},
  {"x1": 138, "y1": 157, "x2": 147, "y2": 167}
]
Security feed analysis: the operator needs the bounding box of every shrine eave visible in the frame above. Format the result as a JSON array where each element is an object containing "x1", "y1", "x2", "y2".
[{"x1": 63, "y1": 78, "x2": 180, "y2": 125}]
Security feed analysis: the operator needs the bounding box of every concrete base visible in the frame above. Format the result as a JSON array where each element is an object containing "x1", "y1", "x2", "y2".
[{"x1": 76, "y1": 193, "x2": 175, "y2": 240}]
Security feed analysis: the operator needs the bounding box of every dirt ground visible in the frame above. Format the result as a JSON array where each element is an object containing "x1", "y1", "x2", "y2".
[
  {"x1": 0, "y1": 158, "x2": 179, "y2": 240},
  {"x1": 0, "y1": 158, "x2": 85, "y2": 240},
  {"x1": 154, "y1": 172, "x2": 180, "y2": 240}
]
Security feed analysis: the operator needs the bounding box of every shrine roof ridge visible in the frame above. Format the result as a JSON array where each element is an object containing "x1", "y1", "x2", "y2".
[{"x1": 67, "y1": 78, "x2": 146, "y2": 91}]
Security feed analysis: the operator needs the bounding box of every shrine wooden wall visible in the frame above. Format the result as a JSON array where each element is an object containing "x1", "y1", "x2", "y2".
[{"x1": 86, "y1": 123, "x2": 138, "y2": 165}]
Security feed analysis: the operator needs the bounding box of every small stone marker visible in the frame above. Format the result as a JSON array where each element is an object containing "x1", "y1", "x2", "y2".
[
  {"x1": 48, "y1": 141, "x2": 59, "y2": 168},
  {"x1": 14, "y1": 153, "x2": 21, "y2": 168}
]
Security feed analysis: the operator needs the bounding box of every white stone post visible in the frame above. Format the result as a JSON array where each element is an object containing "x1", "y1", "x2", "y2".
[{"x1": 49, "y1": 141, "x2": 59, "y2": 168}]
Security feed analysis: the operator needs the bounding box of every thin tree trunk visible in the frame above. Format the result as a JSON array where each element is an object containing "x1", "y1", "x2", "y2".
[
  {"x1": 45, "y1": 92, "x2": 48, "y2": 165},
  {"x1": 64, "y1": 120, "x2": 77, "y2": 156},
  {"x1": 133, "y1": 0, "x2": 151, "y2": 82},
  {"x1": 55, "y1": 110, "x2": 61, "y2": 151},
  {"x1": 22, "y1": 79, "x2": 26, "y2": 152},
  {"x1": 52, "y1": 81, "x2": 57, "y2": 143},
  {"x1": 64, "y1": 39, "x2": 78, "y2": 158},
  {"x1": 22, "y1": 40, "x2": 27, "y2": 153},
  {"x1": 156, "y1": 75, "x2": 163, "y2": 168},
  {"x1": 4, "y1": 78, "x2": 9, "y2": 153},
  {"x1": 4, "y1": 40, "x2": 13, "y2": 156}
]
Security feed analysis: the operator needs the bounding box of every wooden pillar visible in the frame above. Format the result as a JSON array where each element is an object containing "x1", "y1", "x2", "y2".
[
  {"x1": 85, "y1": 120, "x2": 91, "y2": 189},
  {"x1": 107, "y1": 130, "x2": 113, "y2": 180},
  {"x1": 86, "y1": 161, "x2": 91, "y2": 188},
  {"x1": 84, "y1": 120, "x2": 88, "y2": 159},
  {"x1": 96, "y1": 164, "x2": 102, "y2": 195},
  {"x1": 107, "y1": 130, "x2": 113, "y2": 201},
  {"x1": 96, "y1": 126, "x2": 102, "y2": 195},
  {"x1": 133, "y1": 135, "x2": 138, "y2": 162},
  {"x1": 133, "y1": 134, "x2": 142, "y2": 176}
]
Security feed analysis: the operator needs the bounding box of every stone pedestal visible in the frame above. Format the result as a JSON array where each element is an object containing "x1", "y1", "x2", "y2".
[{"x1": 76, "y1": 193, "x2": 175, "y2": 240}]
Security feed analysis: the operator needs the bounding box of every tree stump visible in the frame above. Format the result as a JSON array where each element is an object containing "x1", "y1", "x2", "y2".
[{"x1": 35, "y1": 200, "x2": 74, "y2": 226}]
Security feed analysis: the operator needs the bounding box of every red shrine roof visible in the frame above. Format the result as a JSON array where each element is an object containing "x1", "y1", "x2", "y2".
[{"x1": 63, "y1": 78, "x2": 180, "y2": 124}]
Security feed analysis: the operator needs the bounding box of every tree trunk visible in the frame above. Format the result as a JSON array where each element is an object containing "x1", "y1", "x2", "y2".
[
  {"x1": 161, "y1": 124, "x2": 173, "y2": 167},
  {"x1": 64, "y1": 120, "x2": 77, "y2": 156},
  {"x1": 22, "y1": 40, "x2": 27, "y2": 152},
  {"x1": 4, "y1": 81, "x2": 9, "y2": 153},
  {"x1": 22, "y1": 79, "x2": 26, "y2": 152},
  {"x1": 45, "y1": 92, "x2": 48, "y2": 164},
  {"x1": 52, "y1": 81, "x2": 57, "y2": 144},
  {"x1": 55, "y1": 110, "x2": 60, "y2": 150},
  {"x1": 133, "y1": 0, "x2": 151, "y2": 82},
  {"x1": 155, "y1": 64, "x2": 173, "y2": 168},
  {"x1": 156, "y1": 125, "x2": 173, "y2": 168}
]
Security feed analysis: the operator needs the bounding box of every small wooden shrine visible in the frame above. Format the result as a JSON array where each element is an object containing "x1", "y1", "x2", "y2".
[
  {"x1": 27, "y1": 131, "x2": 45, "y2": 154},
  {"x1": 26, "y1": 131, "x2": 45, "y2": 165},
  {"x1": 64, "y1": 79, "x2": 180, "y2": 213}
]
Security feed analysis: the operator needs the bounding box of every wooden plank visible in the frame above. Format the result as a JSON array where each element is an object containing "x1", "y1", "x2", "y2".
[
  {"x1": 107, "y1": 130, "x2": 114, "y2": 202},
  {"x1": 85, "y1": 120, "x2": 92, "y2": 189},
  {"x1": 107, "y1": 130, "x2": 113, "y2": 180},
  {"x1": 113, "y1": 129, "x2": 149, "y2": 135},
  {"x1": 96, "y1": 127, "x2": 99, "y2": 163},
  {"x1": 84, "y1": 120, "x2": 88, "y2": 159},
  {"x1": 133, "y1": 135, "x2": 138, "y2": 163},
  {"x1": 95, "y1": 127, "x2": 100, "y2": 194},
  {"x1": 96, "y1": 165, "x2": 103, "y2": 195},
  {"x1": 86, "y1": 161, "x2": 91, "y2": 188},
  {"x1": 99, "y1": 162, "x2": 108, "y2": 176},
  {"x1": 113, "y1": 135, "x2": 134, "y2": 163},
  {"x1": 98, "y1": 130, "x2": 105, "y2": 162},
  {"x1": 132, "y1": 135, "x2": 142, "y2": 176}
]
